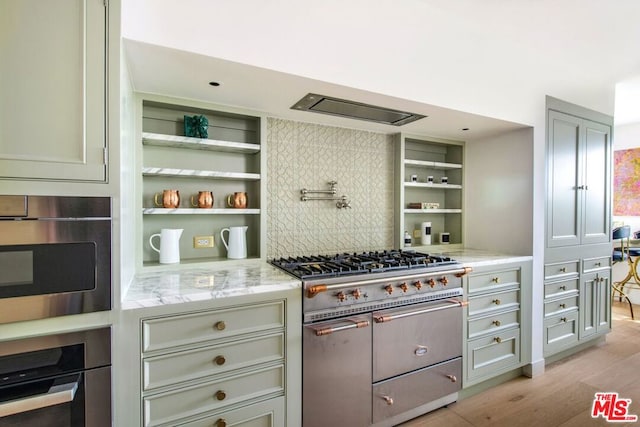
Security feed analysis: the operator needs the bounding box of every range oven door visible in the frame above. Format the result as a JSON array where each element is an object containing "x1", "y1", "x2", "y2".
[
  {"x1": 303, "y1": 315, "x2": 372, "y2": 427},
  {"x1": 372, "y1": 298, "x2": 463, "y2": 382}
]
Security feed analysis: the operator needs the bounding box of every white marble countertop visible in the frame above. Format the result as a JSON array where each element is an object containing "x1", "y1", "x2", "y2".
[
  {"x1": 122, "y1": 249, "x2": 531, "y2": 310},
  {"x1": 122, "y1": 259, "x2": 301, "y2": 310}
]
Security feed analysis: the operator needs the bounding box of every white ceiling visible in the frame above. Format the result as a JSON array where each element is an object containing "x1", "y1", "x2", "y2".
[{"x1": 122, "y1": 0, "x2": 640, "y2": 136}]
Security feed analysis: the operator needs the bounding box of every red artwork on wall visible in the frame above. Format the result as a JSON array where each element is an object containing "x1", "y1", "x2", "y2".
[{"x1": 614, "y1": 148, "x2": 640, "y2": 216}]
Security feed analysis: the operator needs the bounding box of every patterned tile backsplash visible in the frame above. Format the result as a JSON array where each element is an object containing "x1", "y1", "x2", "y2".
[{"x1": 267, "y1": 118, "x2": 395, "y2": 258}]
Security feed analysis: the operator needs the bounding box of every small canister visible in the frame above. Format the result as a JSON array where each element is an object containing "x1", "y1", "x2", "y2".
[{"x1": 441, "y1": 176, "x2": 448, "y2": 184}]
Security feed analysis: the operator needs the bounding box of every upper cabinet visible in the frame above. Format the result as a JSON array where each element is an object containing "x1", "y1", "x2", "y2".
[
  {"x1": 0, "y1": 0, "x2": 107, "y2": 182},
  {"x1": 138, "y1": 98, "x2": 266, "y2": 267},
  {"x1": 394, "y1": 134, "x2": 464, "y2": 249},
  {"x1": 546, "y1": 110, "x2": 611, "y2": 248}
]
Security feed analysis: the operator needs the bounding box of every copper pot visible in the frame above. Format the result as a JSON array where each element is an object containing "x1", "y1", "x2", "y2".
[{"x1": 154, "y1": 190, "x2": 180, "y2": 208}]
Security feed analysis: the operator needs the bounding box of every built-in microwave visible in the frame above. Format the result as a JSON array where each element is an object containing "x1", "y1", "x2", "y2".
[{"x1": 0, "y1": 195, "x2": 111, "y2": 324}]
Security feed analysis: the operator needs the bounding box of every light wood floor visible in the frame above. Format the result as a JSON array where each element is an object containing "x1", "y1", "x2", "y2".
[{"x1": 400, "y1": 301, "x2": 640, "y2": 427}]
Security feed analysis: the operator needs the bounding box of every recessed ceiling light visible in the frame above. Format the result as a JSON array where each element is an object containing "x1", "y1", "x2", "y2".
[
  {"x1": 209, "y1": 81, "x2": 221, "y2": 87},
  {"x1": 462, "y1": 128, "x2": 470, "y2": 131}
]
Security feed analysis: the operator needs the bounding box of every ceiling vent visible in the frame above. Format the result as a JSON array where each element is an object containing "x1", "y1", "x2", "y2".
[{"x1": 291, "y1": 93, "x2": 426, "y2": 126}]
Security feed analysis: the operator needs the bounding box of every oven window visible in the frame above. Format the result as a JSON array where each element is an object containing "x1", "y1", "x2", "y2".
[{"x1": 0, "y1": 243, "x2": 96, "y2": 298}]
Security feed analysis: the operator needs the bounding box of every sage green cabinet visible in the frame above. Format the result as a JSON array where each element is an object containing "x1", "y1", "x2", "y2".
[
  {"x1": 463, "y1": 260, "x2": 531, "y2": 387},
  {"x1": 0, "y1": 0, "x2": 107, "y2": 181},
  {"x1": 580, "y1": 269, "x2": 611, "y2": 339},
  {"x1": 546, "y1": 110, "x2": 611, "y2": 248}
]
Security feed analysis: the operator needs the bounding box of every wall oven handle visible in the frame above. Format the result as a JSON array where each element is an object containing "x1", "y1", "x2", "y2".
[
  {"x1": 374, "y1": 299, "x2": 467, "y2": 323},
  {"x1": 310, "y1": 319, "x2": 370, "y2": 336},
  {"x1": 0, "y1": 374, "x2": 80, "y2": 417},
  {"x1": 306, "y1": 267, "x2": 473, "y2": 298}
]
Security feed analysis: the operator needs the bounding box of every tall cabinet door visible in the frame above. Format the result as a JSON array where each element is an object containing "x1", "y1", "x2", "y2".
[
  {"x1": 0, "y1": 0, "x2": 107, "y2": 181},
  {"x1": 547, "y1": 111, "x2": 581, "y2": 248},
  {"x1": 581, "y1": 120, "x2": 611, "y2": 245}
]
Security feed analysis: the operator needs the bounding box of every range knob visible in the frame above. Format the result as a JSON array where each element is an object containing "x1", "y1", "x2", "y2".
[
  {"x1": 352, "y1": 289, "x2": 362, "y2": 299},
  {"x1": 398, "y1": 282, "x2": 408, "y2": 293},
  {"x1": 439, "y1": 276, "x2": 449, "y2": 286},
  {"x1": 384, "y1": 285, "x2": 394, "y2": 295},
  {"x1": 413, "y1": 280, "x2": 423, "y2": 290},
  {"x1": 427, "y1": 278, "x2": 436, "y2": 288},
  {"x1": 336, "y1": 292, "x2": 346, "y2": 302}
]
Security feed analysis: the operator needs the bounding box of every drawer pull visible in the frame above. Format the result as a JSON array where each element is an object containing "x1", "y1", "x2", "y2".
[
  {"x1": 446, "y1": 374, "x2": 457, "y2": 383},
  {"x1": 494, "y1": 337, "x2": 502, "y2": 343},
  {"x1": 415, "y1": 345, "x2": 428, "y2": 356},
  {"x1": 595, "y1": 262, "x2": 602, "y2": 266},
  {"x1": 492, "y1": 320, "x2": 501, "y2": 327},
  {"x1": 382, "y1": 395, "x2": 394, "y2": 406},
  {"x1": 214, "y1": 321, "x2": 226, "y2": 331},
  {"x1": 559, "y1": 303, "x2": 566, "y2": 309},
  {"x1": 559, "y1": 285, "x2": 567, "y2": 291},
  {"x1": 491, "y1": 277, "x2": 500, "y2": 283},
  {"x1": 559, "y1": 267, "x2": 567, "y2": 273},
  {"x1": 561, "y1": 317, "x2": 568, "y2": 323},
  {"x1": 215, "y1": 390, "x2": 227, "y2": 401},
  {"x1": 216, "y1": 419, "x2": 227, "y2": 427},
  {"x1": 492, "y1": 299, "x2": 501, "y2": 305},
  {"x1": 213, "y1": 355, "x2": 226, "y2": 366}
]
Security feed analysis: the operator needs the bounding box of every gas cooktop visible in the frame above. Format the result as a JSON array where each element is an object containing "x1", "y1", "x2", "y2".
[{"x1": 270, "y1": 249, "x2": 459, "y2": 279}]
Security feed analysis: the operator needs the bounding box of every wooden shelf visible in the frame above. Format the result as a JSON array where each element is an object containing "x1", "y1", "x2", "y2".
[
  {"x1": 404, "y1": 159, "x2": 462, "y2": 170},
  {"x1": 143, "y1": 208, "x2": 260, "y2": 215},
  {"x1": 142, "y1": 132, "x2": 261, "y2": 154},
  {"x1": 404, "y1": 209, "x2": 462, "y2": 214},
  {"x1": 142, "y1": 167, "x2": 260, "y2": 181},
  {"x1": 404, "y1": 182, "x2": 462, "y2": 189}
]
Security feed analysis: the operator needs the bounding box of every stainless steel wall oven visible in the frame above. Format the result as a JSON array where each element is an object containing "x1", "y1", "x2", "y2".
[
  {"x1": 0, "y1": 327, "x2": 111, "y2": 427},
  {"x1": 0, "y1": 195, "x2": 111, "y2": 324}
]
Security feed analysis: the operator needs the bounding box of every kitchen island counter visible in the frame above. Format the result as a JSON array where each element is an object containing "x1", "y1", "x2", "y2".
[
  {"x1": 122, "y1": 260, "x2": 301, "y2": 309},
  {"x1": 424, "y1": 247, "x2": 533, "y2": 268}
]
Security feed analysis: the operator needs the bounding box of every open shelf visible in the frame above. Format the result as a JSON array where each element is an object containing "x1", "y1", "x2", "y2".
[
  {"x1": 142, "y1": 167, "x2": 260, "y2": 181},
  {"x1": 404, "y1": 182, "x2": 462, "y2": 189},
  {"x1": 143, "y1": 208, "x2": 260, "y2": 215},
  {"x1": 404, "y1": 159, "x2": 462, "y2": 170},
  {"x1": 142, "y1": 132, "x2": 261, "y2": 154}
]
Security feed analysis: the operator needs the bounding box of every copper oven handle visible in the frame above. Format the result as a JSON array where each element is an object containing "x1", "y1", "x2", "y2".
[
  {"x1": 374, "y1": 299, "x2": 466, "y2": 323},
  {"x1": 0, "y1": 375, "x2": 79, "y2": 417},
  {"x1": 307, "y1": 266, "x2": 473, "y2": 298},
  {"x1": 312, "y1": 319, "x2": 370, "y2": 336}
]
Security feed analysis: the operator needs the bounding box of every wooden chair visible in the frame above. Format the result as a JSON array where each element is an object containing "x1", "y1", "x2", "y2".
[{"x1": 612, "y1": 225, "x2": 636, "y2": 319}]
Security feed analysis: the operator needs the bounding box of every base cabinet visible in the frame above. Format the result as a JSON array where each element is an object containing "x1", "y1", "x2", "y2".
[
  {"x1": 139, "y1": 299, "x2": 290, "y2": 427},
  {"x1": 463, "y1": 260, "x2": 531, "y2": 387}
]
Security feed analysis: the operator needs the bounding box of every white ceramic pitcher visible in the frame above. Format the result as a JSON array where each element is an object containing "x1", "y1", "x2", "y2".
[
  {"x1": 220, "y1": 226, "x2": 248, "y2": 259},
  {"x1": 149, "y1": 228, "x2": 183, "y2": 264}
]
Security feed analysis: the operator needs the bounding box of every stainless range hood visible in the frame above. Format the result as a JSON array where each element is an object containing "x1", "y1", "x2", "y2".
[{"x1": 291, "y1": 93, "x2": 426, "y2": 126}]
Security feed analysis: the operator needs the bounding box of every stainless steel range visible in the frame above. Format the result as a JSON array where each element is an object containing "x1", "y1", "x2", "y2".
[{"x1": 270, "y1": 250, "x2": 471, "y2": 427}]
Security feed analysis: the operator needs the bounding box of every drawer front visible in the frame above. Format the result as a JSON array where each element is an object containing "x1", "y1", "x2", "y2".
[
  {"x1": 467, "y1": 289, "x2": 519, "y2": 316},
  {"x1": 583, "y1": 256, "x2": 611, "y2": 273},
  {"x1": 544, "y1": 311, "x2": 579, "y2": 355},
  {"x1": 143, "y1": 301, "x2": 285, "y2": 353},
  {"x1": 143, "y1": 333, "x2": 284, "y2": 392},
  {"x1": 466, "y1": 327, "x2": 520, "y2": 382},
  {"x1": 544, "y1": 278, "x2": 579, "y2": 300},
  {"x1": 544, "y1": 261, "x2": 579, "y2": 280},
  {"x1": 372, "y1": 358, "x2": 461, "y2": 423},
  {"x1": 468, "y1": 269, "x2": 520, "y2": 295},
  {"x1": 177, "y1": 396, "x2": 284, "y2": 427},
  {"x1": 544, "y1": 295, "x2": 579, "y2": 317},
  {"x1": 467, "y1": 309, "x2": 519, "y2": 339},
  {"x1": 144, "y1": 364, "x2": 284, "y2": 427}
]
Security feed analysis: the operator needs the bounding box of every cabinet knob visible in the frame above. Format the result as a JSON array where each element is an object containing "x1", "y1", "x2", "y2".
[
  {"x1": 494, "y1": 337, "x2": 502, "y2": 343},
  {"x1": 559, "y1": 267, "x2": 567, "y2": 273},
  {"x1": 561, "y1": 317, "x2": 568, "y2": 323},
  {"x1": 491, "y1": 277, "x2": 500, "y2": 283},
  {"x1": 214, "y1": 321, "x2": 226, "y2": 331},
  {"x1": 559, "y1": 285, "x2": 567, "y2": 291},
  {"x1": 492, "y1": 320, "x2": 501, "y2": 327},
  {"x1": 215, "y1": 390, "x2": 227, "y2": 401},
  {"x1": 216, "y1": 419, "x2": 227, "y2": 427},
  {"x1": 595, "y1": 262, "x2": 601, "y2": 266},
  {"x1": 559, "y1": 303, "x2": 566, "y2": 309},
  {"x1": 382, "y1": 395, "x2": 394, "y2": 406},
  {"x1": 492, "y1": 299, "x2": 501, "y2": 305},
  {"x1": 214, "y1": 355, "x2": 226, "y2": 366},
  {"x1": 446, "y1": 374, "x2": 457, "y2": 383}
]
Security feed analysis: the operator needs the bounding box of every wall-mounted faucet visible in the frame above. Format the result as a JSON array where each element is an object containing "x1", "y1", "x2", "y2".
[{"x1": 300, "y1": 181, "x2": 351, "y2": 209}]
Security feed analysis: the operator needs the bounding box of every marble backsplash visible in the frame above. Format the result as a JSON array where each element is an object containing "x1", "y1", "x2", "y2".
[{"x1": 266, "y1": 118, "x2": 395, "y2": 258}]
